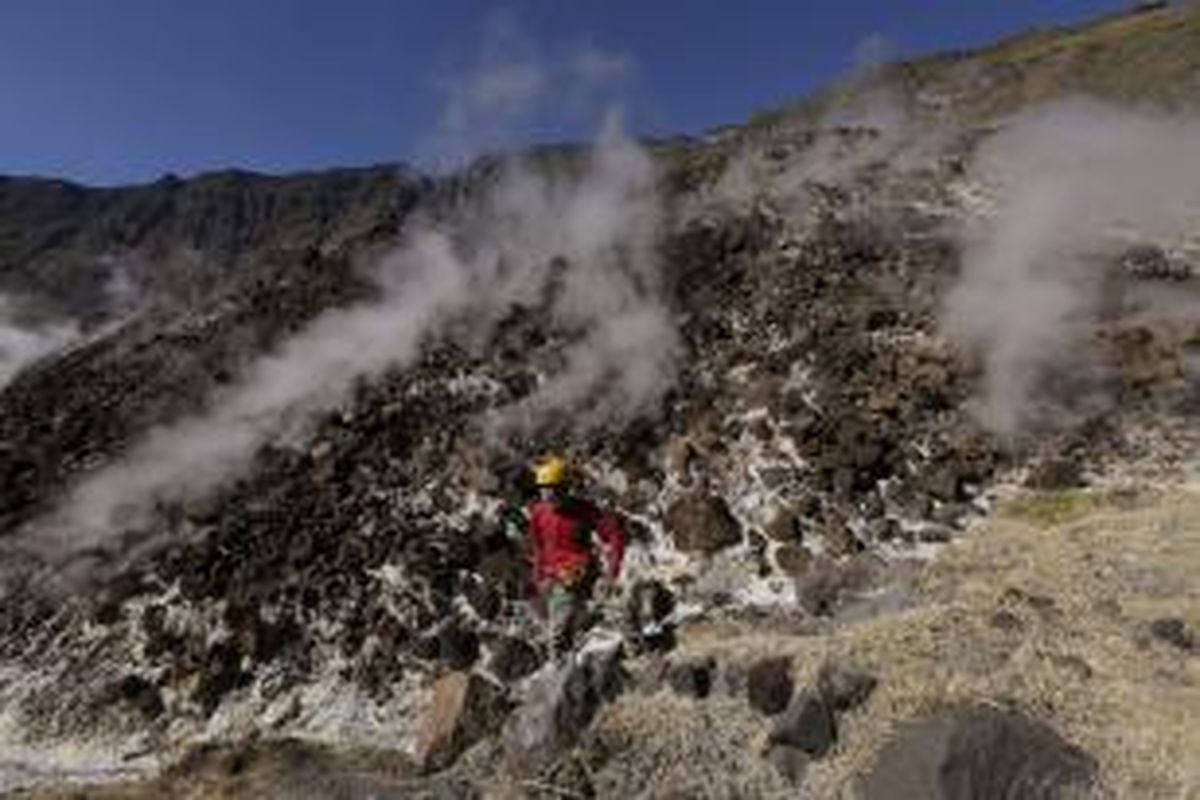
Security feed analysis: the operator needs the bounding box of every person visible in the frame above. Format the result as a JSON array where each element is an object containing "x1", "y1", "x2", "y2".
[{"x1": 514, "y1": 454, "x2": 626, "y2": 656}]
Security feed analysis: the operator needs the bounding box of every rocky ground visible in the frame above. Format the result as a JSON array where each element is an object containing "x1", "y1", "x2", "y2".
[{"x1": 2, "y1": 5, "x2": 1200, "y2": 798}]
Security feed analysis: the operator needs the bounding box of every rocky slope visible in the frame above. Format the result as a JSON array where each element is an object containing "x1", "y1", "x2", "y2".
[{"x1": 2, "y1": 5, "x2": 1200, "y2": 798}]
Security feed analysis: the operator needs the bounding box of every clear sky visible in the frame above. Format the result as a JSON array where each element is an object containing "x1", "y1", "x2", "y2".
[{"x1": 0, "y1": 0, "x2": 1122, "y2": 186}]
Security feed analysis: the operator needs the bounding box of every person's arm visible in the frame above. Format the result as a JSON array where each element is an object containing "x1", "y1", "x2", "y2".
[
  {"x1": 527, "y1": 503, "x2": 548, "y2": 589},
  {"x1": 502, "y1": 502, "x2": 527, "y2": 543},
  {"x1": 595, "y1": 512, "x2": 626, "y2": 582}
]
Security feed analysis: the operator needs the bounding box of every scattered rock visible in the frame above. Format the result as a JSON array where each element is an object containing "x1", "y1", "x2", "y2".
[
  {"x1": 794, "y1": 554, "x2": 884, "y2": 617},
  {"x1": 774, "y1": 544, "x2": 812, "y2": 576},
  {"x1": 116, "y1": 674, "x2": 164, "y2": 720},
  {"x1": 857, "y1": 706, "x2": 1100, "y2": 800},
  {"x1": 990, "y1": 609, "x2": 1024, "y2": 633},
  {"x1": 746, "y1": 656, "x2": 794, "y2": 715},
  {"x1": 769, "y1": 689, "x2": 836, "y2": 757},
  {"x1": 504, "y1": 633, "x2": 625, "y2": 775},
  {"x1": 1111, "y1": 324, "x2": 1184, "y2": 391},
  {"x1": 414, "y1": 671, "x2": 510, "y2": 772},
  {"x1": 192, "y1": 643, "x2": 251, "y2": 715},
  {"x1": 1001, "y1": 587, "x2": 1060, "y2": 621},
  {"x1": 415, "y1": 624, "x2": 480, "y2": 670},
  {"x1": 1145, "y1": 617, "x2": 1195, "y2": 652},
  {"x1": 763, "y1": 507, "x2": 801, "y2": 543},
  {"x1": 625, "y1": 579, "x2": 676, "y2": 652},
  {"x1": 665, "y1": 493, "x2": 742, "y2": 554},
  {"x1": 665, "y1": 657, "x2": 716, "y2": 699},
  {"x1": 817, "y1": 663, "x2": 877, "y2": 712},
  {"x1": 764, "y1": 743, "x2": 810, "y2": 785},
  {"x1": 1025, "y1": 458, "x2": 1086, "y2": 491},
  {"x1": 1120, "y1": 243, "x2": 1190, "y2": 281},
  {"x1": 488, "y1": 636, "x2": 543, "y2": 683},
  {"x1": 714, "y1": 661, "x2": 748, "y2": 697}
]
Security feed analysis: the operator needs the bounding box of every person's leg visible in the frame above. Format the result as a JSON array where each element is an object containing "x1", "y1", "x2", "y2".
[{"x1": 546, "y1": 582, "x2": 574, "y2": 656}]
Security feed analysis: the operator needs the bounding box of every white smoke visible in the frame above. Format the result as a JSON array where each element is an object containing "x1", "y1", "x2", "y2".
[
  {"x1": 944, "y1": 99, "x2": 1200, "y2": 436},
  {"x1": 426, "y1": 12, "x2": 634, "y2": 169},
  {"x1": 54, "y1": 239, "x2": 469, "y2": 543},
  {"x1": 32, "y1": 26, "x2": 673, "y2": 558},
  {"x1": 463, "y1": 112, "x2": 675, "y2": 434},
  {"x1": 692, "y1": 35, "x2": 917, "y2": 222},
  {"x1": 0, "y1": 296, "x2": 78, "y2": 389}
]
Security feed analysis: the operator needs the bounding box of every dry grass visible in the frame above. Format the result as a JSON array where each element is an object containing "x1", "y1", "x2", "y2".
[
  {"x1": 743, "y1": 4, "x2": 1200, "y2": 138},
  {"x1": 644, "y1": 483, "x2": 1200, "y2": 798},
  {"x1": 582, "y1": 693, "x2": 789, "y2": 799}
]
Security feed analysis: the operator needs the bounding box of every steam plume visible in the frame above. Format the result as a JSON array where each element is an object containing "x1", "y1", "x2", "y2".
[
  {"x1": 944, "y1": 99, "x2": 1200, "y2": 435},
  {"x1": 29, "y1": 25, "x2": 673, "y2": 564}
]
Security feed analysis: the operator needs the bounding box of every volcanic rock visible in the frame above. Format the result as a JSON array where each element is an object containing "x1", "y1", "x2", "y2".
[
  {"x1": 665, "y1": 656, "x2": 716, "y2": 699},
  {"x1": 857, "y1": 706, "x2": 1100, "y2": 800},
  {"x1": 488, "y1": 636, "x2": 543, "y2": 683},
  {"x1": 768, "y1": 689, "x2": 836, "y2": 757},
  {"x1": 625, "y1": 579, "x2": 677, "y2": 652},
  {"x1": 503, "y1": 633, "x2": 625, "y2": 775},
  {"x1": 665, "y1": 493, "x2": 742, "y2": 554},
  {"x1": 1144, "y1": 617, "x2": 1196, "y2": 652},
  {"x1": 816, "y1": 663, "x2": 877, "y2": 713},
  {"x1": 764, "y1": 743, "x2": 810, "y2": 785},
  {"x1": 794, "y1": 554, "x2": 885, "y2": 617},
  {"x1": 413, "y1": 671, "x2": 509, "y2": 772},
  {"x1": 774, "y1": 544, "x2": 813, "y2": 576},
  {"x1": 746, "y1": 656, "x2": 794, "y2": 715}
]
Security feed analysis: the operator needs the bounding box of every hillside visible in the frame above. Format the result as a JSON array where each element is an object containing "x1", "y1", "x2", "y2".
[{"x1": 2, "y1": 4, "x2": 1199, "y2": 798}]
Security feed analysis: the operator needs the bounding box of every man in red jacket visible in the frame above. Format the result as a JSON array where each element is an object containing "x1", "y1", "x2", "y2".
[{"x1": 515, "y1": 454, "x2": 626, "y2": 656}]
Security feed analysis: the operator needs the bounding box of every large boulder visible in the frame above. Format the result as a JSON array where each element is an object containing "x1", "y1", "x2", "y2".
[
  {"x1": 746, "y1": 656, "x2": 794, "y2": 715},
  {"x1": 488, "y1": 635, "x2": 544, "y2": 683},
  {"x1": 794, "y1": 554, "x2": 884, "y2": 617},
  {"x1": 764, "y1": 743, "x2": 810, "y2": 785},
  {"x1": 665, "y1": 656, "x2": 717, "y2": 699},
  {"x1": 665, "y1": 493, "x2": 742, "y2": 554},
  {"x1": 1143, "y1": 617, "x2": 1196, "y2": 652},
  {"x1": 768, "y1": 689, "x2": 836, "y2": 757},
  {"x1": 857, "y1": 706, "x2": 1100, "y2": 800},
  {"x1": 413, "y1": 671, "x2": 510, "y2": 772},
  {"x1": 817, "y1": 663, "x2": 877, "y2": 712},
  {"x1": 624, "y1": 579, "x2": 677, "y2": 653},
  {"x1": 503, "y1": 632, "x2": 626, "y2": 775}
]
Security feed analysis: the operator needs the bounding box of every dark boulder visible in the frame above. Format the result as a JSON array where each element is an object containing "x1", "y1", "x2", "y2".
[
  {"x1": 413, "y1": 671, "x2": 510, "y2": 772},
  {"x1": 115, "y1": 674, "x2": 165, "y2": 720},
  {"x1": 764, "y1": 743, "x2": 810, "y2": 785},
  {"x1": 625, "y1": 579, "x2": 677, "y2": 652},
  {"x1": 665, "y1": 493, "x2": 742, "y2": 554},
  {"x1": 774, "y1": 543, "x2": 813, "y2": 576},
  {"x1": 768, "y1": 689, "x2": 836, "y2": 757},
  {"x1": 665, "y1": 657, "x2": 716, "y2": 699},
  {"x1": 1144, "y1": 617, "x2": 1196, "y2": 652},
  {"x1": 794, "y1": 554, "x2": 884, "y2": 617},
  {"x1": 1025, "y1": 458, "x2": 1086, "y2": 491},
  {"x1": 746, "y1": 656, "x2": 794, "y2": 715},
  {"x1": 857, "y1": 706, "x2": 1100, "y2": 800},
  {"x1": 503, "y1": 634, "x2": 625, "y2": 776},
  {"x1": 817, "y1": 663, "x2": 877, "y2": 712},
  {"x1": 488, "y1": 635, "x2": 543, "y2": 683}
]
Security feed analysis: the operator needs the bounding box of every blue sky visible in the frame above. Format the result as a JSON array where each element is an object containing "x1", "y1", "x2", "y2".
[{"x1": 0, "y1": 0, "x2": 1120, "y2": 186}]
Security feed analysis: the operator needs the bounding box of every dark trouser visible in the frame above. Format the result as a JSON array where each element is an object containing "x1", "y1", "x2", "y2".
[{"x1": 542, "y1": 561, "x2": 598, "y2": 655}]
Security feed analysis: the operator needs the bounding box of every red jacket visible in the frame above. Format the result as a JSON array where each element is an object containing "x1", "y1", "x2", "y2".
[{"x1": 527, "y1": 496, "x2": 625, "y2": 586}]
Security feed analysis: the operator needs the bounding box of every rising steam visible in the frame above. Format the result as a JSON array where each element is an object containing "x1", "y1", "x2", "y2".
[
  {"x1": 30, "y1": 26, "x2": 672, "y2": 560},
  {"x1": 0, "y1": 296, "x2": 78, "y2": 389},
  {"x1": 944, "y1": 99, "x2": 1200, "y2": 436}
]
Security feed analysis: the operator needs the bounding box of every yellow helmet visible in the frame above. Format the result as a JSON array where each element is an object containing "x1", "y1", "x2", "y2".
[{"x1": 533, "y1": 454, "x2": 569, "y2": 487}]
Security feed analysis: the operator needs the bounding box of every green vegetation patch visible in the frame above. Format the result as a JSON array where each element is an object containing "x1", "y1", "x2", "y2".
[{"x1": 1000, "y1": 489, "x2": 1103, "y2": 527}]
